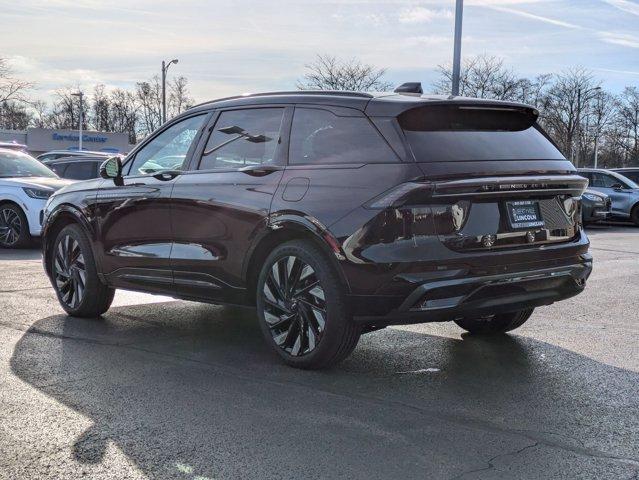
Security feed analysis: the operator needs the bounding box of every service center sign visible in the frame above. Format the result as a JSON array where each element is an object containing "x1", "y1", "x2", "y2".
[{"x1": 26, "y1": 127, "x2": 130, "y2": 153}]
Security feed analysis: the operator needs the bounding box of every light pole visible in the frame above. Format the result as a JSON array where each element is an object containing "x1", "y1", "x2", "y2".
[
  {"x1": 593, "y1": 88, "x2": 603, "y2": 168},
  {"x1": 71, "y1": 92, "x2": 84, "y2": 151},
  {"x1": 451, "y1": 0, "x2": 464, "y2": 96},
  {"x1": 161, "y1": 58, "x2": 179, "y2": 124}
]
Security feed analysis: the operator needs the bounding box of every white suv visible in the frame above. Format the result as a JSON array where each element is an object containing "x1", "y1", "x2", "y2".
[{"x1": 0, "y1": 149, "x2": 73, "y2": 248}]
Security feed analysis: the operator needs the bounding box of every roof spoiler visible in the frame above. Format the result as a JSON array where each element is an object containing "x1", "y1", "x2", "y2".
[{"x1": 394, "y1": 82, "x2": 423, "y2": 94}]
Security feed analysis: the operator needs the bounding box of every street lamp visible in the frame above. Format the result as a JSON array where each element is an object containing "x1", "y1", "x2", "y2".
[
  {"x1": 573, "y1": 86, "x2": 602, "y2": 167},
  {"x1": 451, "y1": 0, "x2": 464, "y2": 96},
  {"x1": 161, "y1": 58, "x2": 179, "y2": 124},
  {"x1": 71, "y1": 92, "x2": 84, "y2": 151}
]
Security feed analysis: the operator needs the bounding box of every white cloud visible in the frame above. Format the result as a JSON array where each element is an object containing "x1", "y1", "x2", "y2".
[
  {"x1": 602, "y1": 0, "x2": 639, "y2": 16},
  {"x1": 402, "y1": 35, "x2": 450, "y2": 47},
  {"x1": 598, "y1": 32, "x2": 639, "y2": 48},
  {"x1": 488, "y1": 6, "x2": 583, "y2": 29},
  {"x1": 398, "y1": 7, "x2": 452, "y2": 23}
]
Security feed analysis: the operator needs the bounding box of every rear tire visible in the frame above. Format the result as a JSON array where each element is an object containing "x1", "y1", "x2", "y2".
[
  {"x1": 631, "y1": 205, "x2": 639, "y2": 226},
  {"x1": 0, "y1": 203, "x2": 31, "y2": 248},
  {"x1": 454, "y1": 308, "x2": 534, "y2": 335},
  {"x1": 50, "y1": 224, "x2": 114, "y2": 317},
  {"x1": 256, "y1": 240, "x2": 361, "y2": 369}
]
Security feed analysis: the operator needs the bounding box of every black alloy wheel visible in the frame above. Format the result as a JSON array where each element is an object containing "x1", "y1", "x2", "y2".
[
  {"x1": 53, "y1": 234, "x2": 87, "y2": 309},
  {"x1": 262, "y1": 255, "x2": 326, "y2": 357},
  {"x1": 0, "y1": 205, "x2": 29, "y2": 248},
  {"x1": 256, "y1": 240, "x2": 361, "y2": 369},
  {"x1": 51, "y1": 224, "x2": 114, "y2": 317}
]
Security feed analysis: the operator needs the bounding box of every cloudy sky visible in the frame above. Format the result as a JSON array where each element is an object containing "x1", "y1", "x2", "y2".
[{"x1": 2, "y1": 0, "x2": 638, "y2": 102}]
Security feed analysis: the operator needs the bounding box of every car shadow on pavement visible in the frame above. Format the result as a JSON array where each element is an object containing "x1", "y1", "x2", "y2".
[{"x1": 9, "y1": 302, "x2": 639, "y2": 480}]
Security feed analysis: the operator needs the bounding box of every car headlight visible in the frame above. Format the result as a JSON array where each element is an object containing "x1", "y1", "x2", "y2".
[
  {"x1": 22, "y1": 187, "x2": 53, "y2": 199},
  {"x1": 583, "y1": 193, "x2": 603, "y2": 202}
]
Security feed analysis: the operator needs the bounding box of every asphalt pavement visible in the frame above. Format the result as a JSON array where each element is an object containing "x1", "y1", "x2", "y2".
[{"x1": 0, "y1": 225, "x2": 637, "y2": 479}]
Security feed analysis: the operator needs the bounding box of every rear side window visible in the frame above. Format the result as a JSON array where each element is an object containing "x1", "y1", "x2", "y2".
[
  {"x1": 49, "y1": 163, "x2": 68, "y2": 177},
  {"x1": 620, "y1": 171, "x2": 639, "y2": 184},
  {"x1": 199, "y1": 108, "x2": 284, "y2": 170},
  {"x1": 63, "y1": 161, "x2": 97, "y2": 180},
  {"x1": 289, "y1": 108, "x2": 397, "y2": 165},
  {"x1": 399, "y1": 105, "x2": 565, "y2": 162}
]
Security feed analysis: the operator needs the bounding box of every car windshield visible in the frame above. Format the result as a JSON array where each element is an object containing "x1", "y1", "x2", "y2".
[{"x1": 0, "y1": 150, "x2": 57, "y2": 178}]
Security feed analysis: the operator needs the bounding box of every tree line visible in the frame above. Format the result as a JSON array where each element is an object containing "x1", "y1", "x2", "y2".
[
  {"x1": 0, "y1": 58, "x2": 194, "y2": 144},
  {"x1": 2, "y1": 54, "x2": 638, "y2": 168}
]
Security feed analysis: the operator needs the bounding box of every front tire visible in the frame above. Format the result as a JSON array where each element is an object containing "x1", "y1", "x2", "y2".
[
  {"x1": 256, "y1": 240, "x2": 361, "y2": 369},
  {"x1": 454, "y1": 308, "x2": 534, "y2": 335},
  {"x1": 50, "y1": 224, "x2": 114, "y2": 317},
  {"x1": 0, "y1": 203, "x2": 31, "y2": 248}
]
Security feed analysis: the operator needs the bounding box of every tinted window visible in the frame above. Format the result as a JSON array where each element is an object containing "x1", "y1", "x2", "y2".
[
  {"x1": 199, "y1": 108, "x2": 284, "y2": 170},
  {"x1": 591, "y1": 173, "x2": 625, "y2": 188},
  {"x1": 619, "y1": 171, "x2": 639, "y2": 184},
  {"x1": 289, "y1": 108, "x2": 397, "y2": 165},
  {"x1": 127, "y1": 114, "x2": 206, "y2": 176},
  {"x1": 63, "y1": 161, "x2": 97, "y2": 180},
  {"x1": 399, "y1": 105, "x2": 564, "y2": 162},
  {"x1": 49, "y1": 163, "x2": 68, "y2": 177}
]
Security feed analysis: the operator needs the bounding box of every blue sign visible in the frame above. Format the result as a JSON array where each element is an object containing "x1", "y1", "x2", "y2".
[{"x1": 52, "y1": 133, "x2": 107, "y2": 143}]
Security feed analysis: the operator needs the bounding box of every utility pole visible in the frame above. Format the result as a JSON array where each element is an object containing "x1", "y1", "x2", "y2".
[
  {"x1": 451, "y1": 0, "x2": 464, "y2": 96},
  {"x1": 71, "y1": 92, "x2": 84, "y2": 151},
  {"x1": 161, "y1": 59, "x2": 179, "y2": 124}
]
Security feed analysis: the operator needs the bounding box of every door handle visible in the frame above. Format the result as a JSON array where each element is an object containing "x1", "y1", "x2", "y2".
[
  {"x1": 153, "y1": 170, "x2": 181, "y2": 181},
  {"x1": 239, "y1": 165, "x2": 281, "y2": 177}
]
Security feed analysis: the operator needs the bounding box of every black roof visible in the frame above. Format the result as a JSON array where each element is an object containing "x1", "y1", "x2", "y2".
[{"x1": 186, "y1": 91, "x2": 536, "y2": 117}]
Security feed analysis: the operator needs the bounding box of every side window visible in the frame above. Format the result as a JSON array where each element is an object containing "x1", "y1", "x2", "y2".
[
  {"x1": 591, "y1": 173, "x2": 619, "y2": 188},
  {"x1": 289, "y1": 108, "x2": 397, "y2": 165},
  {"x1": 64, "y1": 161, "x2": 97, "y2": 180},
  {"x1": 199, "y1": 108, "x2": 284, "y2": 170},
  {"x1": 49, "y1": 163, "x2": 67, "y2": 176},
  {"x1": 126, "y1": 114, "x2": 206, "y2": 176}
]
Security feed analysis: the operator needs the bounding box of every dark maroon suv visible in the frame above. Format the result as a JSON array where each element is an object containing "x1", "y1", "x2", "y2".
[{"x1": 42, "y1": 90, "x2": 591, "y2": 369}]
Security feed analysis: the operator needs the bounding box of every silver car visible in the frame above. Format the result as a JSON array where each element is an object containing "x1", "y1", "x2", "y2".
[{"x1": 578, "y1": 168, "x2": 639, "y2": 225}]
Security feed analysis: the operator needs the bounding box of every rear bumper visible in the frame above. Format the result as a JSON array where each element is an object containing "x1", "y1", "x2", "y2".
[{"x1": 350, "y1": 253, "x2": 592, "y2": 326}]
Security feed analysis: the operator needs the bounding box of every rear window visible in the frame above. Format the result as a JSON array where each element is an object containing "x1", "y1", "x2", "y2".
[{"x1": 399, "y1": 105, "x2": 564, "y2": 162}]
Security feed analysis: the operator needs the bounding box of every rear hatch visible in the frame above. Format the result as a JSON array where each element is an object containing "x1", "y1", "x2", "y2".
[{"x1": 397, "y1": 103, "x2": 586, "y2": 250}]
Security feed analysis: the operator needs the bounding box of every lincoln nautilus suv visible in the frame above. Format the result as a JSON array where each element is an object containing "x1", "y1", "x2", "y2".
[{"x1": 42, "y1": 88, "x2": 592, "y2": 369}]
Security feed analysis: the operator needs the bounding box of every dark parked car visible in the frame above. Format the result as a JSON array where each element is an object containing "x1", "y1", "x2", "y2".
[
  {"x1": 36, "y1": 150, "x2": 114, "y2": 163},
  {"x1": 581, "y1": 189, "x2": 611, "y2": 224},
  {"x1": 42, "y1": 156, "x2": 105, "y2": 180},
  {"x1": 578, "y1": 168, "x2": 639, "y2": 225},
  {"x1": 42, "y1": 90, "x2": 592, "y2": 369},
  {"x1": 611, "y1": 168, "x2": 639, "y2": 185}
]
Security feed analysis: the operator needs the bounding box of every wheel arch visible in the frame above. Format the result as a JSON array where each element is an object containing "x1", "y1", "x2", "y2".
[{"x1": 243, "y1": 215, "x2": 350, "y2": 305}]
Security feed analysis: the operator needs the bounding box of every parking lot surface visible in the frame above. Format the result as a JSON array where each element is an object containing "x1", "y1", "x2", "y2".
[{"x1": 0, "y1": 225, "x2": 638, "y2": 480}]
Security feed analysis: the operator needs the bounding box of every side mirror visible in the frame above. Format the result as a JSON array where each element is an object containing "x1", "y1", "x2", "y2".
[
  {"x1": 611, "y1": 183, "x2": 624, "y2": 191},
  {"x1": 99, "y1": 157, "x2": 122, "y2": 181}
]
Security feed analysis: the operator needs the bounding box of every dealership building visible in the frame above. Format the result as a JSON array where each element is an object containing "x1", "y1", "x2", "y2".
[{"x1": 0, "y1": 127, "x2": 133, "y2": 156}]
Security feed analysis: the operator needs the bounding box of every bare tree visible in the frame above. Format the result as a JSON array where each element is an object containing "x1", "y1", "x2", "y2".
[
  {"x1": 0, "y1": 58, "x2": 33, "y2": 105},
  {"x1": 136, "y1": 76, "x2": 162, "y2": 136},
  {"x1": 434, "y1": 55, "x2": 529, "y2": 101},
  {"x1": 543, "y1": 68, "x2": 600, "y2": 165},
  {"x1": 298, "y1": 54, "x2": 392, "y2": 92},
  {"x1": 168, "y1": 76, "x2": 194, "y2": 117},
  {"x1": 615, "y1": 87, "x2": 639, "y2": 166}
]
